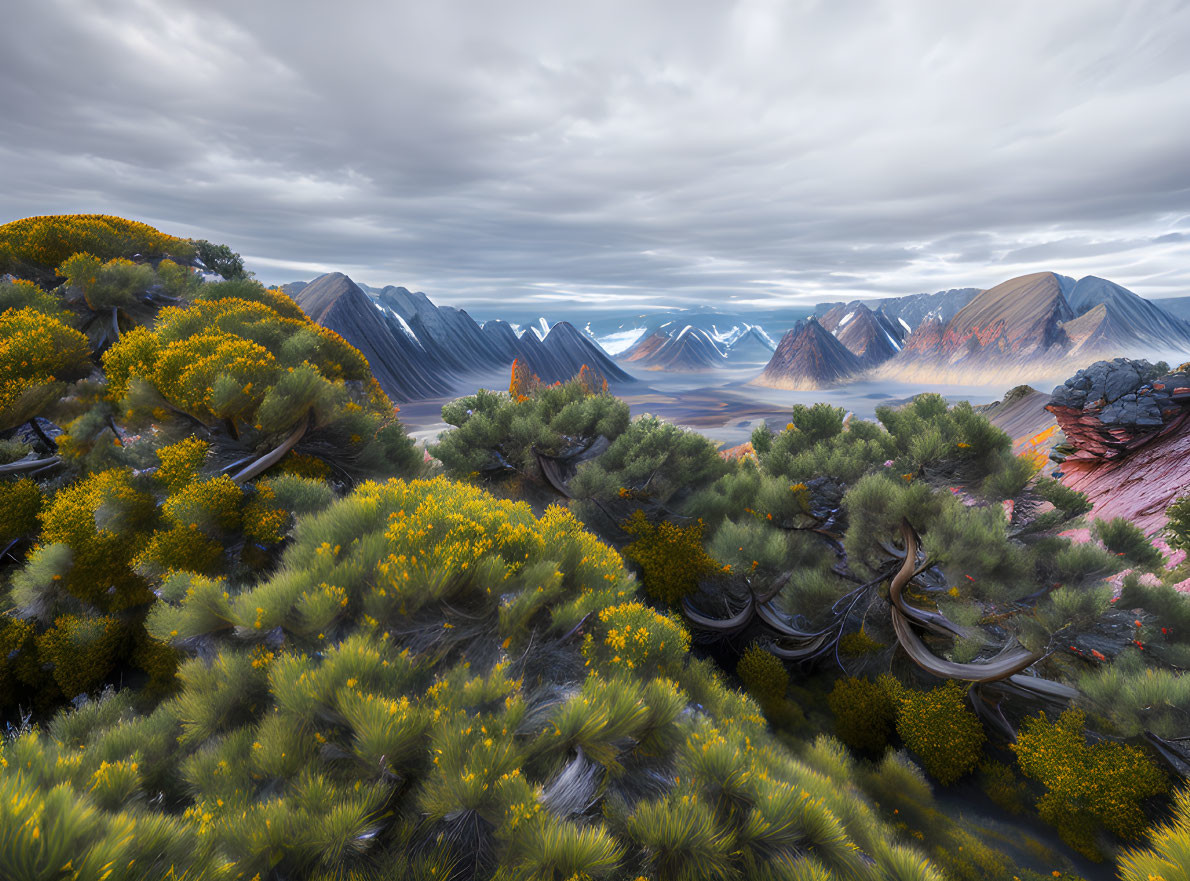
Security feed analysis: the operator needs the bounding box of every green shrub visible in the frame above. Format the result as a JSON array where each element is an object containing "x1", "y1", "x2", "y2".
[
  {"x1": 569, "y1": 413, "x2": 727, "y2": 506},
  {"x1": 432, "y1": 378, "x2": 630, "y2": 487},
  {"x1": 4, "y1": 476, "x2": 938, "y2": 880},
  {"x1": 895, "y1": 681, "x2": 985, "y2": 785},
  {"x1": 1033, "y1": 476, "x2": 1093, "y2": 519},
  {"x1": 1091, "y1": 517, "x2": 1163, "y2": 571},
  {"x1": 1117, "y1": 787, "x2": 1190, "y2": 881},
  {"x1": 828, "y1": 675, "x2": 899, "y2": 754},
  {"x1": 1165, "y1": 491, "x2": 1190, "y2": 553},
  {"x1": 736, "y1": 644, "x2": 789, "y2": 706}
]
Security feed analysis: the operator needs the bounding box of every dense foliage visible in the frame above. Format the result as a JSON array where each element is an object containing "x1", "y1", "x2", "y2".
[
  {"x1": 0, "y1": 215, "x2": 421, "y2": 724},
  {"x1": 0, "y1": 214, "x2": 197, "y2": 286},
  {"x1": 1, "y1": 477, "x2": 941, "y2": 880},
  {"x1": 431, "y1": 371, "x2": 1190, "y2": 871},
  {"x1": 1013, "y1": 709, "x2": 1169, "y2": 859}
]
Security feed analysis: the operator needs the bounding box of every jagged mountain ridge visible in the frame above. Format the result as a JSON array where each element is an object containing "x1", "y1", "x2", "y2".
[
  {"x1": 821, "y1": 303, "x2": 904, "y2": 368},
  {"x1": 816, "y1": 288, "x2": 979, "y2": 335},
  {"x1": 293, "y1": 273, "x2": 631, "y2": 402},
  {"x1": 725, "y1": 325, "x2": 777, "y2": 362},
  {"x1": 292, "y1": 273, "x2": 454, "y2": 402},
  {"x1": 617, "y1": 322, "x2": 775, "y2": 370},
  {"x1": 621, "y1": 325, "x2": 727, "y2": 371}
]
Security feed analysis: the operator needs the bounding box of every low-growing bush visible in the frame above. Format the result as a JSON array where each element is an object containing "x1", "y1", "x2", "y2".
[
  {"x1": 895, "y1": 680, "x2": 985, "y2": 785},
  {"x1": 828, "y1": 675, "x2": 899, "y2": 754},
  {"x1": 2, "y1": 477, "x2": 938, "y2": 880},
  {"x1": 736, "y1": 644, "x2": 789, "y2": 706},
  {"x1": 1012, "y1": 708, "x2": 1169, "y2": 860},
  {"x1": 621, "y1": 510, "x2": 721, "y2": 605}
]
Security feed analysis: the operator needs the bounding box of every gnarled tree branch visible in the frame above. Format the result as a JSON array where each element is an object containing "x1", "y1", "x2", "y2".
[
  {"x1": 889, "y1": 519, "x2": 1042, "y2": 682},
  {"x1": 230, "y1": 412, "x2": 311, "y2": 484}
]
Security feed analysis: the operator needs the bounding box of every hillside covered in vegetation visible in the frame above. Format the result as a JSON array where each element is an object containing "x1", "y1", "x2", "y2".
[{"x1": 1, "y1": 216, "x2": 1188, "y2": 881}]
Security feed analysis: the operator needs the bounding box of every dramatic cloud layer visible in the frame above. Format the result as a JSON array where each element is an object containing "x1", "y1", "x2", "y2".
[{"x1": 2, "y1": 0, "x2": 1188, "y2": 311}]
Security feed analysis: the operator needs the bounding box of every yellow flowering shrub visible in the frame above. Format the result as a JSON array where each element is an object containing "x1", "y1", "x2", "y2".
[
  {"x1": 0, "y1": 213, "x2": 195, "y2": 279},
  {"x1": 0, "y1": 477, "x2": 44, "y2": 543},
  {"x1": 154, "y1": 437, "x2": 211, "y2": 492},
  {"x1": 828, "y1": 675, "x2": 900, "y2": 754},
  {"x1": 37, "y1": 468, "x2": 155, "y2": 611},
  {"x1": 10, "y1": 476, "x2": 938, "y2": 879},
  {"x1": 621, "y1": 510, "x2": 720, "y2": 605},
  {"x1": 58, "y1": 253, "x2": 156, "y2": 310},
  {"x1": 35, "y1": 614, "x2": 127, "y2": 699},
  {"x1": 736, "y1": 644, "x2": 789, "y2": 706},
  {"x1": 274, "y1": 451, "x2": 331, "y2": 480},
  {"x1": 586, "y1": 601, "x2": 691, "y2": 676},
  {"x1": 0, "y1": 615, "x2": 50, "y2": 709},
  {"x1": 1012, "y1": 709, "x2": 1169, "y2": 858},
  {"x1": 0, "y1": 306, "x2": 91, "y2": 429},
  {"x1": 0, "y1": 277, "x2": 65, "y2": 318},
  {"x1": 895, "y1": 680, "x2": 985, "y2": 785},
  {"x1": 242, "y1": 481, "x2": 289, "y2": 545}
]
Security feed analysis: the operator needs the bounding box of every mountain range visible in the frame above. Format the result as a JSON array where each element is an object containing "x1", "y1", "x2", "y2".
[
  {"x1": 618, "y1": 323, "x2": 776, "y2": 370},
  {"x1": 761, "y1": 272, "x2": 1190, "y2": 388},
  {"x1": 288, "y1": 273, "x2": 631, "y2": 403},
  {"x1": 284, "y1": 268, "x2": 1190, "y2": 398},
  {"x1": 817, "y1": 302, "x2": 906, "y2": 368}
]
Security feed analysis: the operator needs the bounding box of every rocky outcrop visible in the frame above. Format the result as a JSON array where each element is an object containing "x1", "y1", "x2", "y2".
[
  {"x1": 1046, "y1": 359, "x2": 1190, "y2": 461},
  {"x1": 1047, "y1": 359, "x2": 1190, "y2": 535},
  {"x1": 753, "y1": 318, "x2": 864, "y2": 390}
]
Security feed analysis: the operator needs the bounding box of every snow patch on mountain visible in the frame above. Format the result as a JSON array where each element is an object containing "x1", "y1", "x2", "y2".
[{"x1": 598, "y1": 328, "x2": 649, "y2": 355}]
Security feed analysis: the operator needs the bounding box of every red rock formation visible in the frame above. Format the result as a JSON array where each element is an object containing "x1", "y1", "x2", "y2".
[
  {"x1": 1047, "y1": 361, "x2": 1190, "y2": 536},
  {"x1": 1059, "y1": 423, "x2": 1190, "y2": 536},
  {"x1": 899, "y1": 315, "x2": 945, "y2": 355}
]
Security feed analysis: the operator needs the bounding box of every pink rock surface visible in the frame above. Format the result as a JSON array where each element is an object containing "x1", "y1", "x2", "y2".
[{"x1": 1058, "y1": 420, "x2": 1190, "y2": 537}]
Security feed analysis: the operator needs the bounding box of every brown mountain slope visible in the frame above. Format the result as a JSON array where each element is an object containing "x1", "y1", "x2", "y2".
[
  {"x1": 880, "y1": 272, "x2": 1075, "y2": 383},
  {"x1": 752, "y1": 318, "x2": 864, "y2": 390}
]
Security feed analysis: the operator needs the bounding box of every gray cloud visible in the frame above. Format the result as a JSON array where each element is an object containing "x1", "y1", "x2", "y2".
[{"x1": 2, "y1": 0, "x2": 1189, "y2": 312}]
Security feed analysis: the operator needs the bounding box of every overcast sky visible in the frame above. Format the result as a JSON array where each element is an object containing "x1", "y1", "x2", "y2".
[{"x1": 2, "y1": 0, "x2": 1188, "y2": 312}]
